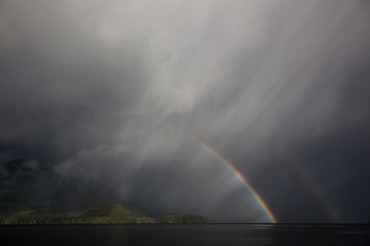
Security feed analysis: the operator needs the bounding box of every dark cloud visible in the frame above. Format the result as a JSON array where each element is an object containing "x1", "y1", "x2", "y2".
[{"x1": 1, "y1": 0, "x2": 370, "y2": 222}]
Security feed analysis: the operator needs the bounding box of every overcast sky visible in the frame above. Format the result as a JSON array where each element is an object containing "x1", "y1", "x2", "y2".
[{"x1": 1, "y1": 0, "x2": 370, "y2": 222}]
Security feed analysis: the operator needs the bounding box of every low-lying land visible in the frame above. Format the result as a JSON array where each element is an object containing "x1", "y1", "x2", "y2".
[{"x1": 0, "y1": 204, "x2": 210, "y2": 224}]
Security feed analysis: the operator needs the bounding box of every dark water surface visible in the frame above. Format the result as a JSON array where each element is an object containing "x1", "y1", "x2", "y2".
[{"x1": 1, "y1": 224, "x2": 369, "y2": 246}]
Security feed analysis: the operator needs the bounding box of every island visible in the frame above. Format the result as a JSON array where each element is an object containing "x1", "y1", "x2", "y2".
[
  {"x1": 0, "y1": 205, "x2": 210, "y2": 224},
  {"x1": 0, "y1": 159, "x2": 210, "y2": 224}
]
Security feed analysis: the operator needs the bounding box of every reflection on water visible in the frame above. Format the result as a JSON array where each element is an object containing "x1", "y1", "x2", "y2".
[{"x1": 0, "y1": 224, "x2": 369, "y2": 246}]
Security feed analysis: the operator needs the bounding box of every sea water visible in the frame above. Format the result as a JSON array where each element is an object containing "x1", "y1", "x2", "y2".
[{"x1": 1, "y1": 224, "x2": 369, "y2": 245}]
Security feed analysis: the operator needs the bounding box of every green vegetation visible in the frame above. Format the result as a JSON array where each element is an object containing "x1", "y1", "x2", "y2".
[
  {"x1": 0, "y1": 159, "x2": 210, "y2": 225},
  {"x1": 0, "y1": 206, "x2": 210, "y2": 224},
  {"x1": 161, "y1": 214, "x2": 210, "y2": 224},
  {"x1": 0, "y1": 204, "x2": 156, "y2": 224}
]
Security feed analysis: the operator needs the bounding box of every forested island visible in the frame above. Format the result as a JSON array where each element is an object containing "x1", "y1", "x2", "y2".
[
  {"x1": 0, "y1": 204, "x2": 156, "y2": 224},
  {"x1": 161, "y1": 214, "x2": 210, "y2": 224},
  {"x1": 0, "y1": 204, "x2": 209, "y2": 224},
  {"x1": 0, "y1": 159, "x2": 209, "y2": 224}
]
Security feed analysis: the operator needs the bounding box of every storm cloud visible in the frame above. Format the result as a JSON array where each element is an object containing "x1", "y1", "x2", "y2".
[{"x1": 1, "y1": 0, "x2": 370, "y2": 222}]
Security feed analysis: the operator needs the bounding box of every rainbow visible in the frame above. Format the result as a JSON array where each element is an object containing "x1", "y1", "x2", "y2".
[
  {"x1": 200, "y1": 142, "x2": 278, "y2": 223},
  {"x1": 289, "y1": 162, "x2": 341, "y2": 223}
]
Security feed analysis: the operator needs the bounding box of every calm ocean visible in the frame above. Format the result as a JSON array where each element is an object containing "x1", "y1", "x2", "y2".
[{"x1": 1, "y1": 224, "x2": 369, "y2": 245}]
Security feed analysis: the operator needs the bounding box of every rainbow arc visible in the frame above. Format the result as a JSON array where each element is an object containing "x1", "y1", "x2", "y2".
[{"x1": 200, "y1": 141, "x2": 278, "y2": 223}]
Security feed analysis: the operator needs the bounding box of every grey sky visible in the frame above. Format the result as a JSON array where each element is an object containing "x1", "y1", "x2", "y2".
[{"x1": 1, "y1": 0, "x2": 370, "y2": 222}]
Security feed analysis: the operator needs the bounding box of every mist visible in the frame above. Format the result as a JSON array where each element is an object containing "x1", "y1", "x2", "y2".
[{"x1": 1, "y1": 0, "x2": 370, "y2": 222}]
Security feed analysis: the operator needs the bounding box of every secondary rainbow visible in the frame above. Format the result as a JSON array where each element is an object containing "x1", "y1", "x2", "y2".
[
  {"x1": 200, "y1": 141, "x2": 278, "y2": 223},
  {"x1": 289, "y1": 162, "x2": 341, "y2": 223}
]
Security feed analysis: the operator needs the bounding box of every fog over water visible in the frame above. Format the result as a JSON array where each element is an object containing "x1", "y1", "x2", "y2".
[{"x1": 1, "y1": 0, "x2": 370, "y2": 222}]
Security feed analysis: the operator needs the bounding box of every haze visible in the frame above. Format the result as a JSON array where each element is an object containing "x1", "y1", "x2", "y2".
[{"x1": 1, "y1": 0, "x2": 370, "y2": 223}]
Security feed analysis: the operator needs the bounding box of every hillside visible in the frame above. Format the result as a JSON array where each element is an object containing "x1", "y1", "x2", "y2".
[
  {"x1": 0, "y1": 204, "x2": 156, "y2": 224},
  {"x1": 161, "y1": 214, "x2": 210, "y2": 224},
  {"x1": 0, "y1": 159, "x2": 210, "y2": 224}
]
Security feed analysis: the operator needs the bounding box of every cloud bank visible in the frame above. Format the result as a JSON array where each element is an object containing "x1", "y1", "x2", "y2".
[{"x1": 1, "y1": 0, "x2": 370, "y2": 222}]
